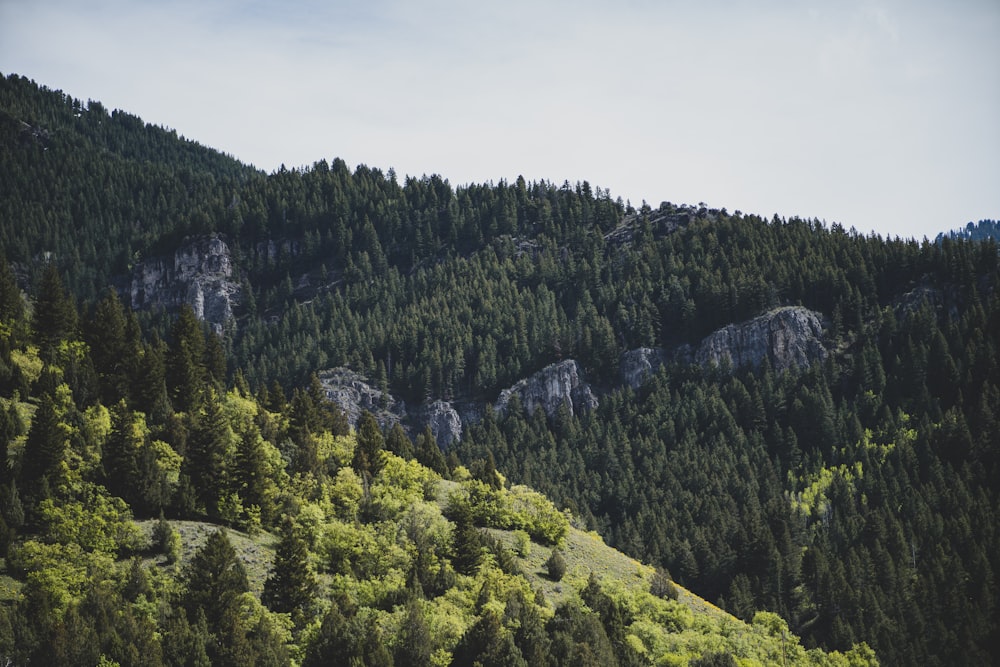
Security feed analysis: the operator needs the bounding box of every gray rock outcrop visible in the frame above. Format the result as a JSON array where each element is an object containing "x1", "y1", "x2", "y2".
[
  {"x1": 495, "y1": 359, "x2": 598, "y2": 418},
  {"x1": 690, "y1": 306, "x2": 827, "y2": 372},
  {"x1": 130, "y1": 235, "x2": 240, "y2": 333},
  {"x1": 418, "y1": 400, "x2": 463, "y2": 450},
  {"x1": 318, "y1": 368, "x2": 405, "y2": 430},
  {"x1": 619, "y1": 347, "x2": 668, "y2": 389}
]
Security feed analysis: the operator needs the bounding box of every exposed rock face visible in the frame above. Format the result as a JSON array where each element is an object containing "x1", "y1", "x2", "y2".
[
  {"x1": 131, "y1": 235, "x2": 240, "y2": 333},
  {"x1": 418, "y1": 400, "x2": 463, "y2": 450},
  {"x1": 619, "y1": 347, "x2": 667, "y2": 389},
  {"x1": 495, "y1": 359, "x2": 598, "y2": 418},
  {"x1": 691, "y1": 306, "x2": 827, "y2": 372},
  {"x1": 318, "y1": 368, "x2": 405, "y2": 430}
]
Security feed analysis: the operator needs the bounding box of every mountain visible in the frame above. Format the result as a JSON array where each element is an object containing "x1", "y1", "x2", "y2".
[
  {"x1": 936, "y1": 219, "x2": 1000, "y2": 244},
  {"x1": 2, "y1": 72, "x2": 999, "y2": 665}
]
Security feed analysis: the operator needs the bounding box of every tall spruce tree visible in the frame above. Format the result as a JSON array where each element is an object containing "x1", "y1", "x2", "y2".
[
  {"x1": 31, "y1": 263, "x2": 77, "y2": 362},
  {"x1": 262, "y1": 519, "x2": 317, "y2": 619}
]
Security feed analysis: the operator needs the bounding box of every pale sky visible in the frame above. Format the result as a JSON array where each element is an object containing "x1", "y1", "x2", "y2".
[{"x1": 2, "y1": 0, "x2": 998, "y2": 240}]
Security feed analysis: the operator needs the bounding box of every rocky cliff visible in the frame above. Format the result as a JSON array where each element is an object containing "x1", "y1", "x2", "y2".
[
  {"x1": 620, "y1": 306, "x2": 828, "y2": 387},
  {"x1": 130, "y1": 235, "x2": 240, "y2": 333},
  {"x1": 619, "y1": 347, "x2": 668, "y2": 389},
  {"x1": 686, "y1": 306, "x2": 827, "y2": 372},
  {"x1": 495, "y1": 359, "x2": 598, "y2": 418},
  {"x1": 317, "y1": 310, "x2": 824, "y2": 449},
  {"x1": 318, "y1": 367, "x2": 406, "y2": 430}
]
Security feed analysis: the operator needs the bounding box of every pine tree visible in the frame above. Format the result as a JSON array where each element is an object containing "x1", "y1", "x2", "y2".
[
  {"x1": 394, "y1": 598, "x2": 432, "y2": 667},
  {"x1": 450, "y1": 497, "x2": 482, "y2": 576},
  {"x1": 103, "y1": 399, "x2": 141, "y2": 504},
  {"x1": 85, "y1": 290, "x2": 132, "y2": 404},
  {"x1": 0, "y1": 256, "x2": 24, "y2": 328},
  {"x1": 416, "y1": 425, "x2": 448, "y2": 476},
  {"x1": 166, "y1": 306, "x2": 206, "y2": 413},
  {"x1": 262, "y1": 519, "x2": 317, "y2": 619},
  {"x1": 182, "y1": 530, "x2": 249, "y2": 631},
  {"x1": 386, "y1": 422, "x2": 415, "y2": 460},
  {"x1": 19, "y1": 393, "x2": 66, "y2": 502},
  {"x1": 352, "y1": 410, "x2": 385, "y2": 481},
  {"x1": 31, "y1": 263, "x2": 77, "y2": 361},
  {"x1": 183, "y1": 388, "x2": 230, "y2": 517}
]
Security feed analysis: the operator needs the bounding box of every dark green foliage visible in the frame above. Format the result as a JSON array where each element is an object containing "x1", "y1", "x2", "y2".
[
  {"x1": 166, "y1": 306, "x2": 207, "y2": 413},
  {"x1": 19, "y1": 392, "x2": 65, "y2": 504},
  {"x1": 450, "y1": 609, "x2": 527, "y2": 667},
  {"x1": 386, "y1": 421, "x2": 415, "y2": 459},
  {"x1": 152, "y1": 512, "x2": 181, "y2": 563},
  {"x1": 416, "y1": 425, "x2": 448, "y2": 476},
  {"x1": 0, "y1": 255, "x2": 23, "y2": 325},
  {"x1": 84, "y1": 290, "x2": 135, "y2": 405},
  {"x1": 547, "y1": 601, "x2": 617, "y2": 667},
  {"x1": 650, "y1": 566, "x2": 678, "y2": 600},
  {"x1": 352, "y1": 410, "x2": 385, "y2": 480},
  {"x1": 545, "y1": 549, "x2": 567, "y2": 581},
  {"x1": 395, "y1": 599, "x2": 433, "y2": 667},
  {"x1": 262, "y1": 518, "x2": 317, "y2": 618},
  {"x1": 30, "y1": 263, "x2": 77, "y2": 362},
  {"x1": 182, "y1": 529, "x2": 249, "y2": 630},
  {"x1": 302, "y1": 602, "x2": 392, "y2": 667},
  {"x1": 161, "y1": 608, "x2": 212, "y2": 667},
  {"x1": 103, "y1": 399, "x2": 141, "y2": 502},
  {"x1": 449, "y1": 497, "x2": 483, "y2": 576},
  {"x1": 183, "y1": 388, "x2": 229, "y2": 517}
]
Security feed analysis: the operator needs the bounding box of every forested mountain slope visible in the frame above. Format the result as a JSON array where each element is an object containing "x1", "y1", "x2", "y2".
[{"x1": 2, "y1": 72, "x2": 998, "y2": 665}]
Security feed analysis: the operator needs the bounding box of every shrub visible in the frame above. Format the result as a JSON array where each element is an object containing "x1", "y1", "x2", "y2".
[{"x1": 545, "y1": 549, "x2": 567, "y2": 581}]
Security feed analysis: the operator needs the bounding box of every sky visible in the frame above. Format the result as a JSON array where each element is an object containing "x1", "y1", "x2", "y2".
[{"x1": 2, "y1": 0, "x2": 998, "y2": 240}]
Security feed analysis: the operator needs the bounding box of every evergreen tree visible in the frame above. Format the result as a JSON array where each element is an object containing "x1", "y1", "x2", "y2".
[
  {"x1": 450, "y1": 497, "x2": 483, "y2": 576},
  {"x1": 31, "y1": 263, "x2": 77, "y2": 361},
  {"x1": 416, "y1": 425, "x2": 448, "y2": 476},
  {"x1": 395, "y1": 598, "x2": 433, "y2": 667},
  {"x1": 85, "y1": 290, "x2": 133, "y2": 404},
  {"x1": 0, "y1": 256, "x2": 24, "y2": 329},
  {"x1": 19, "y1": 393, "x2": 65, "y2": 503},
  {"x1": 352, "y1": 410, "x2": 385, "y2": 481},
  {"x1": 183, "y1": 388, "x2": 230, "y2": 517},
  {"x1": 262, "y1": 519, "x2": 317, "y2": 619},
  {"x1": 182, "y1": 529, "x2": 249, "y2": 631},
  {"x1": 103, "y1": 399, "x2": 141, "y2": 503},
  {"x1": 166, "y1": 306, "x2": 206, "y2": 413},
  {"x1": 386, "y1": 422, "x2": 415, "y2": 460}
]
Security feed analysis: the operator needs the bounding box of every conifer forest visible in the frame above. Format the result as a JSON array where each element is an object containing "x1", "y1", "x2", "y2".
[{"x1": 0, "y1": 72, "x2": 997, "y2": 665}]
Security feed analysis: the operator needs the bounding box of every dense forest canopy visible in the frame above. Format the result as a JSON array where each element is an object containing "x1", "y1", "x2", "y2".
[{"x1": 1, "y1": 72, "x2": 998, "y2": 665}]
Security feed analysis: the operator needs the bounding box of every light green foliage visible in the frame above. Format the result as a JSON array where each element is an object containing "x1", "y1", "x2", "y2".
[
  {"x1": 150, "y1": 439, "x2": 182, "y2": 483},
  {"x1": 10, "y1": 345, "x2": 43, "y2": 385},
  {"x1": 507, "y1": 484, "x2": 569, "y2": 545},
  {"x1": 512, "y1": 529, "x2": 531, "y2": 557},
  {"x1": 370, "y1": 453, "x2": 439, "y2": 519},
  {"x1": 328, "y1": 466, "x2": 364, "y2": 520},
  {"x1": 9, "y1": 540, "x2": 116, "y2": 612},
  {"x1": 37, "y1": 485, "x2": 144, "y2": 554},
  {"x1": 451, "y1": 478, "x2": 569, "y2": 546}
]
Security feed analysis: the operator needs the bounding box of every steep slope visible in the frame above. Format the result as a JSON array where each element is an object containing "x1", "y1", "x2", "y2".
[{"x1": 2, "y1": 73, "x2": 998, "y2": 665}]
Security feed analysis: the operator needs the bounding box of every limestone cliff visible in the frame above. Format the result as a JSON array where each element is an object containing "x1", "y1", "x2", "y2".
[
  {"x1": 130, "y1": 235, "x2": 240, "y2": 333},
  {"x1": 687, "y1": 306, "x2": 827, "y2": 372},
  {"x1": 619, "y1": 347, "x2": 668, "y2": 389},
  {"x1": 318, "y1": 368, "x2": 405, "y2": 430},
  {"x1": 495, "y1": 359, "x2": 598, "y2": 418}
]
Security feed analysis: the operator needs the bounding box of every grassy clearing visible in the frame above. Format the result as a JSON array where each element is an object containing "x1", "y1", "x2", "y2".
[{"x1": 136, "y1": 519, "x2": 278, "y2": 595}]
